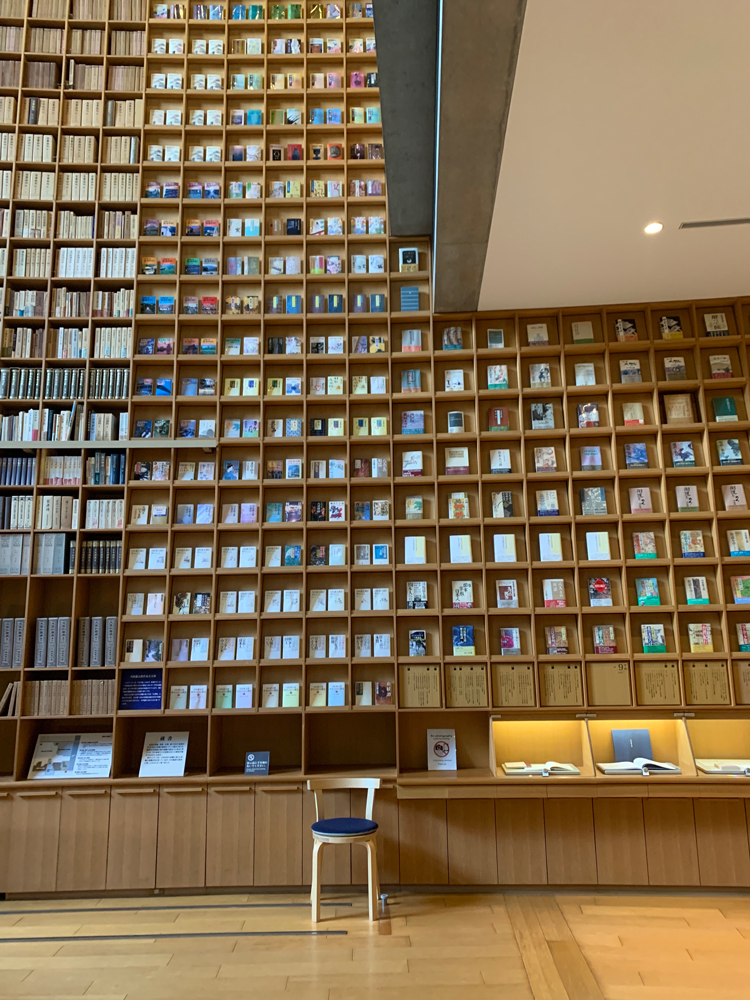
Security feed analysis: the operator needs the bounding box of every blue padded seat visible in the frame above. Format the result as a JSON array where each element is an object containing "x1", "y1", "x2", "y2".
[{"x1": 312, "y1": 817, "x2": 378, "y2": 837}]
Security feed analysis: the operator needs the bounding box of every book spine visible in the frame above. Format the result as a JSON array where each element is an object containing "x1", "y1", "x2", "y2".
[
  {"x1": 76, "y1": 615, "x2": 90, "y2": 667},
  {"x1": 11, "y1": 617, "x2": 24, "y2": 668},
  {"x1": 89, "y1": 615, "x2": 103, "y2": 666},
  {"x1": 46, "y1": 615, "x2": 57, "y2": 667},
  {"x1": 56, "y1": 616, "x2": 70, "y2": 668},
  {"x1": 104, "y1": 615, "x2": 116, "y2": 666}
]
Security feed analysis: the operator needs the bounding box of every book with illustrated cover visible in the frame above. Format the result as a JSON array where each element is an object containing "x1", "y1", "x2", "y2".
[
  {"x1": 680, "y1": 529, "x2": 705, "y2": 558},
  {"x1": 614, "y1": 318, "x2": 638, "y2": 342},
  {"x1": 536, "y1": 490, "x2": 559, "y2": 516},
  {"x1": 491, "y1": 491, "x2": 514, "y2": 518},
  {"x1": 717, "y1": 438, "x2": 742, "y2": 466},
  {"x1": 670, "y1": 440, "x2": 695, "y2": 468},
  {"x1": 408, "y1": 630, "x2": 426, "y2": 656},
  {"x1": 588, "y1": 577, "x2": 612, "y2": 606},
  {"x1": 406, "y1": 581, "x2": 428, "y2": 610},
  {"x1": 580, "y1": 487, "x2": 607, "y2": 515},
  {"x1": 641, "y1": 623, "x2": 667, "y2": 653},
  {"x1": 545, "y1": 625, "x2": 568, "y2": 654},
  {"x1": 709, "y1": 354, "x2": 733, "y2": 378},
  {"x1": 577, "y1": 402, "x2": 599, "y2": 428},
  {"x1": 575, "y1": 363, "x2": 596, "y2": 386},
  {"x1": 405, "y1": 496, "x2": 423, "y2": 519},
  {"x1": 529, "y1": 363, "x2": 551, "y2": 388},
  {"x1": 534, "y1": 447, "x2": 556, "y2": 473},
  {"x1": 633, "y1": 531, "x2": 657, "y2": 559},
  {"x1": 496, "y1": 579, "x2": 519, "y2": 608},
  {"x1": 487, "y1": 365, "x2": 508, "y2": 389},
  {"x1": 624, "y1": 442, "x2": 649, "y2": 469},
  {"x1": 593, "y1": 624, "x2": 617, "y2": 654},
  {"x1": 660, "y1": 315, "x2": 683, "y2": 339},
  {"x1": 731, "y1": 577, "x2": 750, "y2": 604},
  {"x1": 663, "y1": 356, "x2": 687, "y2": 381},
  {"x1": 500, "y1": 627, "x2": 521, "y2": 655},
  {"x1": 685, "y1": 576, "x2": 709, "y2": 604},
  {"x1": 619, "y1": 358, "x2": 642, "y2": 383},
  {"x1": 635, "y1": 577, "x2": 660, "y2": 606},
  {"x1": 488, "y1": 407, "x2": 510, "y2": 431},
  {"x1": 531, "y1": 403, "x2": 555, "y2": 431},
  {"x1": 487, "y1": 328, "x2": 505, "y2": 348},
  {"x1": 728, "y1": 530, "x2": 750, "y2": 557}
]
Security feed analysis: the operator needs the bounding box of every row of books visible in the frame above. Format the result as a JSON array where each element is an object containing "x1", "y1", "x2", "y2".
[{"x1": 143, "y1": 178, "x2": 383, "y2": 200}]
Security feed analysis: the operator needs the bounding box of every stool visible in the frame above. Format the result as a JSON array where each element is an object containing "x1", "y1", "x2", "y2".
[{"x1": 307, "y1": 777, "x2": 381, "y2": 922}]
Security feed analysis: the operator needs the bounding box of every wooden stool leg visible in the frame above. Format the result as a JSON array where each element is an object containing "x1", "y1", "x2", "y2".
[
  {"x1": 311, "y1": 839, "x2": 324, "y2": 923},
  {"x1": 365, "y1": 837, "x2": 379, "y2": 922}
]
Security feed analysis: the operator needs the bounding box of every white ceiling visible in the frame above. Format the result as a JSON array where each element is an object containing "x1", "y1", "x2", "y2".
[{"x1": 479, "y1": 0, "x2": 750, "y2": 311}]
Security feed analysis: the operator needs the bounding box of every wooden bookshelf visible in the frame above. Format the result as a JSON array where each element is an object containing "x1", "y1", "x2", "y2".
[{"x1": 3, "y1": 0, "x2": 750, "y2": 895}]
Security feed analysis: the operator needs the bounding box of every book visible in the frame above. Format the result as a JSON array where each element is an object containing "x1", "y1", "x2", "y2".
[
  {"x1": 580, "y1": 446, "x2": 602, "y2": 472},
  {"x1": 451, "y1": 581, "x2": 473, "y2": 608},
  {"x1": 545, "y1": 625, "x2": 568, "y2": 654},
  {"x1": 580, "y1": 487, "x2": 607, "y2": 515},
  {"x1": 500, "y1": 627, "x2": 521, "y2": 655},
  {"x1": 664, "y1": 393, "x2": 694, "y2": 424},
  {"x1": 712, "y1": 396, "x2": 738, "y2": 422},
  {"x1": 635, "y1": 577, "x2": 660, "y2": 606},
  {"x1": 619, "y1": 359, "x2": 642, "y2": 383},
  {"x1": 530, "y1": 402, "x2": 554, "y2": 430},
  {"x1": 670, "y1": 441, "x2": 695, "y2": 468},
  {"x1": 633, "y1": 532, "x2": 657, "y2": 559},
  {"x1": 688, "y1": 623, "x2": 713, "y2": 653},
  {"x1": 529, "y1": 363, "x2": 551, "y2": 388},
  {"x1": 542, "y1": 578, "x2": 566, "y2": 607},
  {"x1": 684, "y1": 576, "x2": 709, "y2": 605},
  {"x1": 534, "y1": 447, "x2": 556, "y2": 473},
  {"x1": 622, "y1": 402, "x2": 644, "y2": 425},
  {"x1": 709, "y1": 354, "x2": 733, "y2": 378},
  {"x1": 536, "y1": 490, "x2": 559, "y2": 517},
  {"x1": 624, "y1": 442, "x2": 649, "y2": 469},
  {"x1": 629, "y1": 487, "x2": 652, "y2": 514},
  {"x1": 730, "y1": 577, "x2": 750, "y2": 604},
  {"x1": 641, "y1": 623, "x2": 667, "y2": 653},
  {"x1": 575, "y1": 363, "x2": 596, "y2": 386},
  {"x1": 680, "y1": 529, "x2": 705, "y2": 558},
  {"x1": 588, "y1": 577, "x2": 612, "y2": 607},
  {"x1": 496, "y1": 580, "x2": 519, "y2": 608},
  {"x1": 717, "y1": 438, "x2": 742, "y2": 466},
  {"x1": 593, "y1": 625, "x2": 617, "y2": 654},
  {"x1": 663, "y1": 356, "x2": 687, "y2": 381},
  {"x1": 676, "y1": 485, "x2": 700, "y2": 512},
  {"x1": 452, "y1": 625, "x2": 475, "y2": 655},
  {"x1": 577, "y1": 402, "x2": 599, "y2": 428}
]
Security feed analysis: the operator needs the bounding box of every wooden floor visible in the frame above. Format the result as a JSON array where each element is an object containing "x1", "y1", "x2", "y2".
[{"x1": 1, "y1": 891, "x2": 750, "y2": 999}]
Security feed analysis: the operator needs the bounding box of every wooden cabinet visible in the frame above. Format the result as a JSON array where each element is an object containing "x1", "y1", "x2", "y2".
[
  {"x1": 593, "y1": 798, "x2": 649, "y2": 886},
  {"x1": 254, "y1": 784, "x2": 303, "y2": 886},
  {"x1": 447, "y1": 799, "x2": 498, "y2": 884},
  {"x1": 694, "y1": 798, "x2": 750, "y2": 887},
  {"x1": 6, "y1": 789, "x2": 61, "y2": 893},
  {"x1": 106, "y1": 786, "x2": 159, "y2": 891},
  {"x1": 0, "y1": 791, "x2": 12, "y2": 893},
  {"x1": 56, "y1": 788, "x2": 110, "y2": 891},
  {"x1": 156, "y1": 785, "x2": 207, "y2": 889},
  {"x1": 544, "y1": 798, "x2": 597, "y2": 885},
  {"x1": 643, "y1": 798, "x2": 700, "y2": 886},
  {"x1": 496, "y1": 799, "x2": 547, "y2": 885},
  {"x1": 206, "y1": 785, "x2": 255, "y2": 887},
  {"x1": 398, "y1": 798, "x2": 448, "y2": 884}
]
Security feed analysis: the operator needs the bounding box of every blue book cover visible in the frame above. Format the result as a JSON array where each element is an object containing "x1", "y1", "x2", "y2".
[
  {"x1": 284, "y1": 545, "x2": 301, "y2": 566},
  {"x1": 452, "y1": 625, "x2": 475, "y2": 655},
  {"x1": 265, "y1": 503, "x2": 282, "y2": 522},
  {"x1": 369, "y1": 293, "x2": 386, "y2": 313},
  {"x1": 285, "y1": 418, "x2": 302, "y2": 437},
  {"x1": 118, "y1": 668, "x2": 162, "y2": 711},
  {"x1": 155, "y1": 378, "x2": 172, "y2": 396},
  {"x1": 309, "y1": 108, "x2": 324, "y2": 124},
  {"x1": 134, "y1": 419, "x2": 152, "y2": 438},
  {"x1": 246, "y1": 109, "x2": 262, "y2": 125},
  {"x1": 181, "y1": 378, "x2": 198, "y2": 396},
  {"x1": 328, "y1": 293, "x2": 343, "y2": 313}
]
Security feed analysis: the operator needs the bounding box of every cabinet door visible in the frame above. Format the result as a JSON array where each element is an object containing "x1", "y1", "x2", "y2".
[
  {"x1": 57, "y1": 788, "x2": 110, "y2": 891},
  {"x1": 156, "y1": 785, "x2": 207, "y2": 889},
  {"x1": 7, "y1": 789, "x2": 61, "y2": 893},
  {"x1": 254, "y1": 784, "x2": 303, "y2": 885},
  {"x1": 447, "y1": 799, "x2": 498, "y2": 885},
  {"x1": 206, "y1": 785, "x2": 255, "y2": 887},
  {"x1": 398, "y1": 798, "x2": 448, "y2": 884},
  {"x1": 644, "y1": 798, "x2": 699, "y2": 886},
  {"x1": 544, "y1": 798, "x2": 597, "y2": 885},
  {"x1": 0, "y1": 791, "x2": 12, "y2": 893},
  {"x1": 106, "y1": 786, "x2": 159, "y2": 890}
]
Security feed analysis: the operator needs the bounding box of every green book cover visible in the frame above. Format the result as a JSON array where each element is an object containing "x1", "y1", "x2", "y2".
[
  {"x1": 712, "y1": 396, "x2": 738, "y2": 422},
  {"x1": 635, "y1": 578, "x2": 660, "y2": 606}
]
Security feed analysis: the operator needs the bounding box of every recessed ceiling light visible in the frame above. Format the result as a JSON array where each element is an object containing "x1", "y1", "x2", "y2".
[{"x1": 644, "y1": 221, "x2": 663, "y2": 234}]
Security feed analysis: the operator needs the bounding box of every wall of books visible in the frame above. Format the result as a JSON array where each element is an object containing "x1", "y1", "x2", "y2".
[{"x1": 1, "y1": 0, "x2": 750, "y2": 791}]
